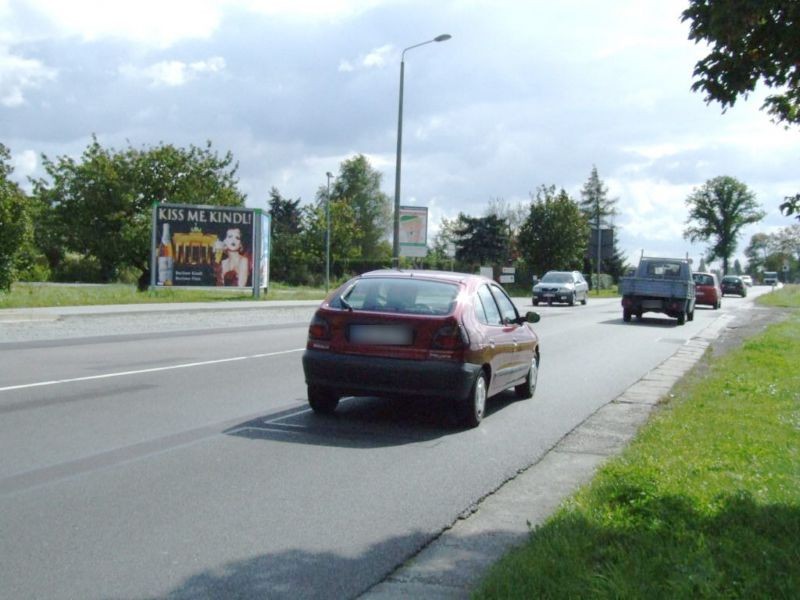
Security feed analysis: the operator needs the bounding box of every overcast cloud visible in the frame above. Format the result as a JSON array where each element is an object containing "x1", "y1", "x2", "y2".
[{"x1": 3, "y1": 0, "x2": 799, "y2": 267}]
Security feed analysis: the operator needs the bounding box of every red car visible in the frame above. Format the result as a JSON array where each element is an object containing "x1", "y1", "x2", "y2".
[
  {"x1": 692, "y1": 272, "x2": 721, "y2": 309},
  {"x1": 302, "y1": 270, "x2": 541, "y2": 427}
]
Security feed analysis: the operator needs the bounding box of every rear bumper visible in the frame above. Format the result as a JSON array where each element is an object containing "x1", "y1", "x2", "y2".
[
  {"x1": 622, "y1": 295, "x2": 693, "y2": 317},
  {"x1": 302, "y1": 349, "x2": 481, "y2": 400},
  {"x1": 533, "y1": 290, "x2": 573, "y2": 303}
]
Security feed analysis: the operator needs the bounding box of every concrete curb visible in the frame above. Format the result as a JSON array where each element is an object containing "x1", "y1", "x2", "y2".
[{"x1": 360, "y1": 312, "x2": 734, "y2": 599}]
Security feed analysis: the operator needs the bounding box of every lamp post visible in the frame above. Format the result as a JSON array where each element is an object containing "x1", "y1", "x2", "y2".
[
  {"x1": 326, "y1": 171, "x2": 333, "y2": 293},
  {"x1": 392, "y1": 33, "x2": 451, "y2": 267}
]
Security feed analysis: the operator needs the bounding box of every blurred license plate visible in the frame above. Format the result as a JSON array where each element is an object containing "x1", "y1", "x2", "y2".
[{"x1": 349, "y1": 325, "x2": 412, "y2": 345}]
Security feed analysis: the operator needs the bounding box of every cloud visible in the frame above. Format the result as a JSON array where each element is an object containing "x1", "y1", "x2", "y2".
[
  {"x1": 0, "y1": 46, "x2": 56, "y2": 107},
  {"x1": 339, "y1": 44, "x2": 394, "y2": 72},
  {"x1": 119, "y1": 57, "x2": 226, "y2": 87},
  {"x1": 13, "y1": 0, "x2": 223, "y2": 48}
]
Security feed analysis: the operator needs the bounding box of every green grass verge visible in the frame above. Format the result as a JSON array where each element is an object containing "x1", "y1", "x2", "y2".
[
  {"x1": 474, "y1": 286, "x2": 800, "y2": 599},
  {"x1": 0, "y1": 282, "x2": 326, "y2": 308}
]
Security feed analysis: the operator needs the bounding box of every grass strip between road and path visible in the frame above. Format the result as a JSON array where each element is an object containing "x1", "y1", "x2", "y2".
[
  {"x1": 0, "y1": 281, "x2": 327, "y2": 308},
  {"x1": 474, "y1": 286, "x2": 800, "y2": 599}
]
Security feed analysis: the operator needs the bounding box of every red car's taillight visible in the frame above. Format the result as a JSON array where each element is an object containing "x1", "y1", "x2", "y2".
[
  {"x1": 431, "y1": 320, "x2": 468, "y2": 351},
  {"x1": 308, "y1": 314, "x2": 331, "y2": 340}
]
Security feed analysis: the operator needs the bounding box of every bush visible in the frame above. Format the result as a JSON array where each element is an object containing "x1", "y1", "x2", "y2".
[{"x1": 51, "y1": 254, "x2": 103, "y2": 283}]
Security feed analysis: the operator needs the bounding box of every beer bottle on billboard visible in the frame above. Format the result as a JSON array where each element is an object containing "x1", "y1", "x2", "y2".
[{"x1": 158, "y1": 223, "x2": 174, "y2": 285}]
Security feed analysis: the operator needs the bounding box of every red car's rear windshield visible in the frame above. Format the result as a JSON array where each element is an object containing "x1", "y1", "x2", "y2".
[
  {"x1": 694, "y1": 274, "x2": 714, "y2": 285},
  {"x1": 331, "y1": 277, "x2": 459, "y2": 315}
]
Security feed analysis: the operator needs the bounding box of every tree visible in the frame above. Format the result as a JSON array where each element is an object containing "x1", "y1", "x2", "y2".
[
  {"x1": 298, "y1": 200, "x2": 361, "y2": 282},
  {"x1": 744, "y1": 232, "x2": 770, "y2": 269},
  {"x1": 267, "y1": 187, "x2": 304, "y2": 282},
  {"x1": 0, "y1": 144, "x2": 35, "y2": 291},
  {"x1": 453, "y1": 213, "x2": 511, "y2": 269},
  {"x1": 518, "y1": 185, "x2": 589, "y2": 277},
  {"x1": 683, "y1": 2, "x2": 800, "y2": 223},
  {"x1": 33, "y1": 137, "x2": 245, "y2": 287},
  {"x1": 684, "y1": 176, "x2": 765, "y2": 274},
  {"x1": 485, "y1": 196, "x2": 526, "y2": 260},
  {"x1": 781, "y1": 193, "x2": 800, "y2": 222},
  {"x1": 682, "y1": 0, "x2": 800, "y2": 126},
  {"x1": 325, "y1": 154, "x2": 391, "y2": 259},
  {"x1": 430, "y1": 215, "x2": 458, "y2": 260},
  {"x1": 579, "y1": 166, "x2": 625, "y2": 281}
]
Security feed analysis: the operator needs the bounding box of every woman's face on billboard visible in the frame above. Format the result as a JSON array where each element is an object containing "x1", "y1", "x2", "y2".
[{"x1": 223, "y1": 228, "x2": 242, "y2": 252}]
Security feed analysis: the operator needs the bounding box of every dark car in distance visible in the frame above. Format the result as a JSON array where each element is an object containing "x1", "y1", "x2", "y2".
[
  {"x1": 302, "y1": 270, "x2": 541, "y2": 427},
  {"x1": 692, "y1": 272, "x2": 721, "y2": 309},
  {"x1": 721, "y1": 275, "x2": 747, "y2": 297}
]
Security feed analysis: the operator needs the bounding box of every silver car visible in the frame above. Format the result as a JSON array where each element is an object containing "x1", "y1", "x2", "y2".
[{"x1": 532, "y1": 270, "x2": 589, "y2": 306}]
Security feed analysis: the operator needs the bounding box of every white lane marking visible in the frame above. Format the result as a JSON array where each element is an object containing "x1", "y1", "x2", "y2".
[{"x1": 0, "y1": 348, "x2": 305, "y2": 392}]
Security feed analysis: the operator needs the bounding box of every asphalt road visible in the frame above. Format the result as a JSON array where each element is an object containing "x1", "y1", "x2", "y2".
[{"x1": 0, "y1": 290, "x2": 767, "y2": 599}]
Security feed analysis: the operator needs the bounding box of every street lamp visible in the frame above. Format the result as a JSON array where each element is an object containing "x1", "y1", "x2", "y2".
[
  {"x1": 392, "y1": 33, "x2": 451, "y2": 267},
  {"x1": 326, "y1": 171, "x2": 333, "y2": 292}
]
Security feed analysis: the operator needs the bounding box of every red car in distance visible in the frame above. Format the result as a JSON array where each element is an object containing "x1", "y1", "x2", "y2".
[
  {"x1": 302, "y1": 270, "x2": 541, "y2": 427},
  {"x1": 692, "y1": 272, "x2": 721, "y2": 309}
]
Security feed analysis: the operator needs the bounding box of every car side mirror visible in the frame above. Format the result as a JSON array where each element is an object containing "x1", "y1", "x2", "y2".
[{"x1": 524, "y1": 311, "x2": 540, "y2": 324}]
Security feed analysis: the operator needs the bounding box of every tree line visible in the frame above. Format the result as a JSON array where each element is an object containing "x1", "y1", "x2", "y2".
[
  {"x1": 0, "y1": 135, "x2": 630, "y2": 292},
  {"x1": 3, "y1": 134, "x2": 799, "y2": 293}
]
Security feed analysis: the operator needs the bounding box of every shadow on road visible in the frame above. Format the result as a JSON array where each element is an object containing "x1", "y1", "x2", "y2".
[
  {"x1": 225, "y1": 390, "x2": 524, "y2": 449},
  {"x1": 140, "y1": 490, "x2": 799, "y2": 599}
]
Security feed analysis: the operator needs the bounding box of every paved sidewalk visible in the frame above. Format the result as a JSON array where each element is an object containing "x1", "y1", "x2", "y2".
[
  {"x1": 360, "y1": 313, "x2": 736, "y2": 598},
  {"x1": 0, "y1": 300, "x2": 322, "y2": 343}
]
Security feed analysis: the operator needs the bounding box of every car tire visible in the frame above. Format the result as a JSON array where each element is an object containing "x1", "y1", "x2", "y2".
[
  {"x1": 623, "y1": 309, "x2": 632, "y2": 322},
  {"x1": 532, "y1": 298, "x2": 539, "y2": 306},
  {"x1": 568, "y1": 292, "x2": 575, "y2": 306},
  {"x1": 515, "y1": 356, "x2": 539, "y2": 399},
  {"x1": 581, "y1": 294, "x2": 587, "y2": 306},
  {"x1": 461, "y1": 371, "x2": 487, "y2": 428},
  {"x1": 677, "y1": 311, "x2": 686, "y2": 325},
  {"x1": 688, "y1": 308, "x2": 694, "y2": 322},
  {"x1": 308, "y1": 385, "x2": 339, "y2": 414}
]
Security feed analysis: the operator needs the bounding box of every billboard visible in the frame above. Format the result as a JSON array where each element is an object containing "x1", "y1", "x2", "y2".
[
  {"x1": 151, "y1": 203, "x2": 257, "y2": 289},
  {"x1": 399, "y1": 205, "x2": 428, "y2": 258}
]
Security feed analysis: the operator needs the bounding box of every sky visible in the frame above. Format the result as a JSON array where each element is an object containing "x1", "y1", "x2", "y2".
[{"x1": 2, "y1": 0, "x2": 799, "y2": 269}]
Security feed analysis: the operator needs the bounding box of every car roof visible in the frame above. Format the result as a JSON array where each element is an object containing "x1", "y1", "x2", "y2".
[{"x1": 358, "y1": 269, "x2": 485, "y2": 285}]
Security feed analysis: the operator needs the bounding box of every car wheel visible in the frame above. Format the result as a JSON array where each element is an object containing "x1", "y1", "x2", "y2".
[
  {"x1": 581, "y1": 294, "x2": 587, "y2": 306},
  {"x1": 688, "y1": 308, "x2": 694, "y2": 322},
  {"x1": 677, "y1": 311, "x2": 686, "y2": 325},
  {"x1": 568, "y1": 292, "x2": 575, "y2": 306},
  {"x1": 461, "y1": 371, "x2": 487, "y2": 428},
  {"x1": 308, "y1": 385, "x2": 339, "y2": 414},
  {"x1": 515, "y1": 356, "x2": 539, "y2": 399},
  {"x1": 532, "y1": 298, "x2": 539, "y2": 306},
  {"x1": 623, "y1": 309, "x2": 632, "y2": 322}
]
